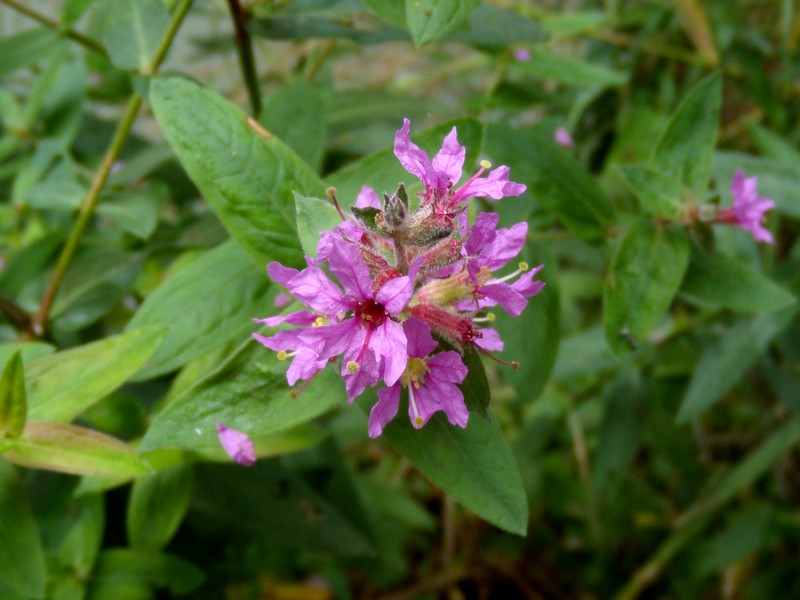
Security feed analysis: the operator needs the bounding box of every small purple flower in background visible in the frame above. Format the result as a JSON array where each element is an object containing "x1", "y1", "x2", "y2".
[
  {"x1": 254, "y1": 119, "x2": 544, "y2": 435},
  {"x1": 513, "y1": 48, "x2": 532, "y2": 62},
  {"x1": 554, "y1": 127, "x2": 574, "y2": 149},
  {"x1": 716, "y1": 170, "x2": 776, "y2": 244},
  {"x1": 216, "y1": 423, "x2": 256, "y2": 466}
]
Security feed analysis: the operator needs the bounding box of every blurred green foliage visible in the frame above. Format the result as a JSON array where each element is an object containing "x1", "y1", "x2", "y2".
[{"x1": 1, "y1": 0, "x2": 800, "y2": 598}]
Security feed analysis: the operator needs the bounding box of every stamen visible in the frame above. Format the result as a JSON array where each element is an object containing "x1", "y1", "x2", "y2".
[
  {"x1": 490, "y1": 263, "x2": 528, "y2": 285},
  {"x1": 290, "y1": 370, "x2": 321, "y2": 398},
  {"x1": 277, "y1": 350, "x2": 298, "y2": 361},
  {"x1": 326, "y1": 187, "x2": 347, "y2": 221},
  {"x1": 480, "y1": 159, "x2": 492, "y2": 169},
  {"x1": 408, "y1": 386, "x2": 424, "y2": 428},
  {"x1": 472, "y1": 313, "x2": 496, "y2": 323},
  {"x1": 474, "y1": 344, "x2": 520, "y2": 369},
  {"x1": 346, "y1": 360, "x2": 360, "y2": 373},
  {"x1": 312, "y1": 316, "x2": 331, "y2": 328},
  {"x1": 450, "y1": 162, "x2": 489, "y2": 204}
]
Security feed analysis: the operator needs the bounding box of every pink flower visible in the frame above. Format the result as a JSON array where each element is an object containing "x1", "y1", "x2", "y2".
[
  {"x1": 513, "y1": 48, "x2": 531, "y2": 62},
  {"x1": 254, "y1": 234, "x2": 414, "y2": 401},
  {"x1": 554, "y1": 127, "x2": 574, "y2": 149},
  {"x1": 216, "y1": 423, "x2": 256, "y2": 466},
  {"x1": 368, "y1": 319, "x2": 468, "y2": 437},
  {"x1": 393, "y1": 119, "x2": 526, "y2": 226},
  {"x1": 717, "y1": 171, "x2": 776, "y2": 244}
]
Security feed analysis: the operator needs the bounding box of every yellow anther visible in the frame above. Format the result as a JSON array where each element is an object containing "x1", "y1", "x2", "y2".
[
  {"x1": 518, "y1": 261, "x2": 529, "y2": 272},
  {"x1": 480, "y1": 159, "x2": 492, "y2": 169},
  {"x1": 486, "y1": 312, "x2": 496, "y2": 322},
  {"x1": 413, "y1": 416, "x2": 424, "y2": 427},
  {"x1": 312, "y1": 316, "x2": 330, "y2": 328},
  {"x1": 325, "y1": 186, "x2": 337, "y2": 197},
  {"x1": 346, "y1": 360, "x2": 360, "y2": 373},
  {"x1": 277, "y1": 351, "x2": 288, "y2": 361}
]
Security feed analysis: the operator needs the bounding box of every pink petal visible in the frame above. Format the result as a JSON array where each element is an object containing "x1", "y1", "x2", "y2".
[
  {"x1": 354, "y1": 185, "x2": 381, "y2": 209},
  {"x1": 431, "y1": 127, "x2": 465, "y2": 188},
  {"x1": 368, "y1": 385, "x2": 401, "y2": 437},
  {"x1": 216, "y1": 423, "x2": 256, "y2": 466},
  {"x1": 394, "y1": 118, "x2": 436, "y2": 187}
]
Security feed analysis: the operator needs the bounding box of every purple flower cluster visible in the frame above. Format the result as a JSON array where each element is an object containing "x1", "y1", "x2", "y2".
[{"x1": 253, "y1": 119, "x2": 543, "y2": 437}]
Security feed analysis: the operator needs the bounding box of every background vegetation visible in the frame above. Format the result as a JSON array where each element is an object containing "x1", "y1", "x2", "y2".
[{"x1": 1, "y1": 1, "x2": 799, "y2": 598}]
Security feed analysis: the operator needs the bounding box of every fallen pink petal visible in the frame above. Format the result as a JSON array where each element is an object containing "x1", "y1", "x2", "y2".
[{"x1": 216, "y1": 423, "x2": 256, "y2": 466}]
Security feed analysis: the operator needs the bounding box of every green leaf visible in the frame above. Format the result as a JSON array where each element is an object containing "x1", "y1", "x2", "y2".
[
  {"x1": 511, "y1": 49, "x2": 627, "y2": 87},
  {"x1": 328, "y1": 118, "x2": 484, "y2": 211},
  {"x1": 676, "y1": 309, "x2": 796, "y2": 422},
  {"x1": 446, "y1": 4, "x2": 544, "y2": 46},
  {"x1": 0, "y1": 342, "x2": 55, "y2": 367},
  {"x1": 541, "y1": 11, "x2": 607, "y2": 36},
  {"x1": 127, "y1": 241, "x2": 270, "y2": 380},
  {"x1": 0, "y1": 352, "x2": 26, "y2": 440},
  {"x1": 487, "y1": 124, "x2": 614, "y2": 242},
  {"x1": 50, "y1": 248, "x2": 143, "y2": 332},
  {"x1": 0, "y1": 28, "x2": 60, "y2": 76},
  {"x1": 364, "y1": 0, "x2": 407, "y2": 28},
  {"x1": 681, "y1": 249, "x2": 796, "y2": 313},
  {"x1": 0, "y1": 458, "x2": 47, "y2": 599},
  {"x1": 459, "y1": 346, "x2": 490, "y2": 417},
  {"x1": 87, "y1": 549, "x2": 204, "y2": 596},
  {"x1": 260, "y1": 80, "x2": 327, "y2": 172},
  {"x1": 194, "y1": 460, "x2": 375, "y2": 557},
  {"x1": 651, "y1": 72, "x2": 721, "y2": 198},
  {"x1": 494, "y1": 240, "x2": 560, "y2": 401},
  {"x1": 616, "y1": 165, "x2": 684, "y2": 219},
  {"x1": 150, "y1": 76, "x2": 327, "y2": 269},
  {"x1": 95, "y1": 191, "x2": 161, "y2": 240},
  {"x1": 405, "y1": 0, "x2": 481, "y2": 46},
  {"x1": 3, "y1": 422, "x2": 150, "y2": 477},
  {"x1": 97, "y1": 0, "x2": 170, "y2": 71},
  {"x1": 603, "y1": 222, "x2": 690, "y2": 356},
  {"x1": 295, "y1": 192, "x2": 341, "y2": 258},
  {"x1": 58, "y1": 494, "x2": 105, "y2": 576},
  {"x1": 747, "y1": 123, "x2": 800, "y2": 165},
  {"x1": 26, "y1": 327, "x2": 167, "y2": 423},
  {"x1": 592, "y1": 369, "x2": 646, "y2": 499},
  {"x1": 378, "y1": 410, "x2": 528, "y2": 535},
  {"x1": 140, "y1": 343, "x2": 344, "y2": 450},
  {"x1": 127, "y1": 464, "x2": 192, "y2": 551}
]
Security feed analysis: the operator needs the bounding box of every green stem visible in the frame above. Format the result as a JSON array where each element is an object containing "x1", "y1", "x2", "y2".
[
  {"x1": 0, "y1": 0, "x2": 108, "y2": 57},
  {"x1": 31, "y1": 0, "x2": 194, "y2": 337},
  {"x1": 0, "y1": 294, "x2": 33, "y2": 337},
  {"x1": 226, "y1": 0, "x2": 262, "y2": 116}
]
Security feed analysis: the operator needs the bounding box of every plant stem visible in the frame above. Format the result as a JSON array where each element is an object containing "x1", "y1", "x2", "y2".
[
  {"x1": 31, "y1": 0, "x2": 194, "y2": 337},
  {"x1": 0, "y1": 0, "x2": 108, "y2": 57},
  {"x1": 226, "y1": 0, "x2": 262, "y2": 116},
  {"x1": 0, "y1": 294, "x2": 33, "y2": 337}
]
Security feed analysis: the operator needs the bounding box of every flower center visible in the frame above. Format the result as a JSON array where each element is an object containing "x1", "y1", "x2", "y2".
[
  {"x1": 401, "y1": 357, "x2": 430, "y2": 389},
  {"x1": 354, "y1": 299, "x2": 387, "y2": 328}
]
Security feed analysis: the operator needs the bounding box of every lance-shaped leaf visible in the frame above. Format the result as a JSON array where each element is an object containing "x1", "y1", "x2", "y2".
[
  {"x1": 369, "y1": 403, "x2": 528, "y2": 536},
  {"x1": 0, "y1": 352, "x2": 26, "y2": 439},
  {"x1": 295, "y1": 193, "x2": 341, "y2": 258},
  {"x1": 0, "y1": 458, "x2": 47, "y2": 598},
  {"x1": 616, "y1": 165, "x2": 684, "y2": 219},
  {"x1": 150, "y1": 77, "x2": 327, "y2": 269},
  {"x1": 651, "y1": 72, "x2": 721, "y2": 198},
  {"x1": 26, "y1": 327, "x2": 166, "y2": 423},
  {"x1": 140, "y1": 343, "x2": 344, "y2": 451},
  {"x1": 3, "y1": 422, "x2": 150, "y2": 477},
  {"x1": 603, "y1": 221, "x2": 690, "y2": 356},
  {"x1": 405, "y1": 0, "x2": 481, "y2": 46},
  {"x1": 676, "y1": 309, "x2": 796, "y2": 423},
  {"x1": 126, "y1": 241, "x2": 271, "y2": 380},
  {"x1": 681, "y1": 248, "x2": 796, "y2": 313},
  {"x1": 97, "y1": 0, "x2": 170, "y2": 71}
]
